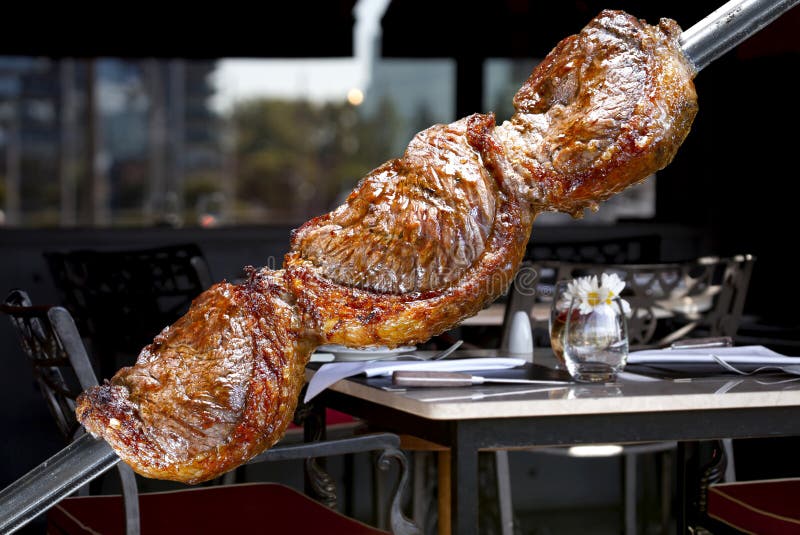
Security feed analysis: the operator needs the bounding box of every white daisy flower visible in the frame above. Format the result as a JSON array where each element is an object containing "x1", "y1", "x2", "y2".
[
  {"x1": 564, "y1": 272, "x2": 631, "y2": 315},
  {"x1": 557, "y1": 275, "x2": 589, "y2": 311},
  {"x1": 600, "y1": 273, "x2": 631, "y2": 315}
]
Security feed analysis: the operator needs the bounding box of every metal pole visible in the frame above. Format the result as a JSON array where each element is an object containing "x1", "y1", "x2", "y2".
[
  {"x1": 680, "y1": 0, "x2": 800, "y2": 73},
  {"x1": 59, "y1": 58, "x2": 77, "y2": 226},
  {"x1": 4, "y1": 94, "x2": 21, "y2": 225},
  {"x1": 167, "y1": 59, "x2": 185, "y2": 222},
  {"x1": 0, "y1": 434, "x2": 119, "y2": 534}
]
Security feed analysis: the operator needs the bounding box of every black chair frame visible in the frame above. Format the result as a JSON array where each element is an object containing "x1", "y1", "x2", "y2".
[{"x1": 43, "y1": 243, "x2": 212, "y2": 379}]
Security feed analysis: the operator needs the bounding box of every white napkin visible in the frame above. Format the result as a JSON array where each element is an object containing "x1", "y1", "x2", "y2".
[
  {"x1": 304, "y1": 358, "x2": 526, "y2": 402},
  {"x1": 628, "y1": 345, "x2": 797, "y2": 369}
]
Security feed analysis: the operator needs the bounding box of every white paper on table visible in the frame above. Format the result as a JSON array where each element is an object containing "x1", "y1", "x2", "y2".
[
  {"x1": 304, "y1": 358, "x2": 526, "y2": 402},
  {"x1": 627, "y1": 345, "x2": 798, "y2": 371}
]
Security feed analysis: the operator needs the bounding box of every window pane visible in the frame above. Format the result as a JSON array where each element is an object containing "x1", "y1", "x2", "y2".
[
  {"x1": 217, "y1": 57, "x2": 455, "y2": 224},
  {"x1": 0, "y1": 55, "x2": 455, "y2": 228}
]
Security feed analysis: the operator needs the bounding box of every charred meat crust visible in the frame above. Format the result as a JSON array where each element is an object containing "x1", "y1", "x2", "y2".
[
  {"x1": 291, "y1": 115, "x2": 503, "y2": 296},
  {"x1": 284, "y1": 113, "x2": 534, "y2": 347},
  {"x1": 499, "y1": 10, "x2": 697, "y2": 216},
  {"x1": 77, "y1": 270, "x2": 313, "y2": 484}
]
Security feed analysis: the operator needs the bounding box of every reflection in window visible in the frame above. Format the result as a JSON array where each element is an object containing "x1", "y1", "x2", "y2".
[
  {"x1": 0, "y1": 1, "x2": 459, "y2": 228},
  {"x1": 219, "y1": 57, "x2": 454, "y2": 224},
  {"x1": 0, "y1": 57, "x2": 434, "y2": 227},
  {"x1": 0, "y1": 14, "x2": 652, "y2": 228},
  {"x1": 0, "y1": 57, "x2": 224, "y2": 227}
]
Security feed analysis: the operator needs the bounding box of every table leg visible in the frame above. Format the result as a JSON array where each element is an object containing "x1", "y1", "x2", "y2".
[
  {"x1": 676, "y1": 441, "x2": 687, "y2": 533},
  {"x1": 438, "y1": 450, "x2": 451, "y2": 535},
  {"x1": 676, "y1": 441, "x2": 700, "y2": 534},
  {"x1": 451, "y1": 426, "x2": 479, "y2": 535},
  {"x1": 495, "y1": 451, "x2": 514, "y2": 535}
]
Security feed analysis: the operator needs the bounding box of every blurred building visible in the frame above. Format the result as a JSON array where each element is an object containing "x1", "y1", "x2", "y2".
[{"x1": 0, "y1": 58, "x2": 221, "y2": 227}]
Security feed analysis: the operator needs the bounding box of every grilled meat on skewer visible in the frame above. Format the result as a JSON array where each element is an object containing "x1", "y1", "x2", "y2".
[
  {"x1": 77, "y1": 10, "x2": 697, "y2": 484},
  {"x1": 288, "y1": 10, "x2": 696, "y2": 349},
  {"x1": 77, "y1": 270, "x2": 315, "y2": 482}
]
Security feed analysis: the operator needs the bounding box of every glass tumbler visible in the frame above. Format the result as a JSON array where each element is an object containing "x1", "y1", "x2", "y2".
[
  {"x1": 562, "y1": 296, "x2": 629, "y2": 383},
  {"x1": 548, "y1": 280, "x2": 572, "y2": 368}
]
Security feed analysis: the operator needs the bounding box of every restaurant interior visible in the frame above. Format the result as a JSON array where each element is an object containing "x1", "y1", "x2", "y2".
[{"x1": 1, "y1": 0, "x2": 799, "y2": 533}]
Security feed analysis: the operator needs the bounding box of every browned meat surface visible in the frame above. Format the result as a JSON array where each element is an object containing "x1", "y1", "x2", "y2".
[
  {"x1": 293, "y1": 117, "x2": 501, "y2": 296},
  {"x1": 286, "y1": 113, "x2": 532, "y2": 347},
  {"x1": 77, "y1": 10, "x2": 697, "y2": 484},
  {"x1": 496, "y1": 11, "x2": 697, "y2": 216},
  {"x1": 77, "y1": 269, "x2": 315, "y2": 484},
  {"x1": 286, "y1": 10, "x2": 696, "y2": 348}
]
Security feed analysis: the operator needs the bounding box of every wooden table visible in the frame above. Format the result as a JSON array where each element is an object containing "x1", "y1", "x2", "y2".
[{"x1": 306, "y1": 351, "x2": 800, "y2": 534}]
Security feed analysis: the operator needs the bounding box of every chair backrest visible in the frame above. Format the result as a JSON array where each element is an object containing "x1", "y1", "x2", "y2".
[
  {"x1": 3, "y1": 290, "x2": 142, "y2": 534},
  {"x1": 503, "y1": 254, "x2": 756, "y2": 350},
  {"x1": 43, "y1": 243, "x2": 212, "y2": 378},
  {"x1": 524, "y1": 233, "x2": 662, "y2": 265},
  {"x1": 1, "y1": 290, "x2": 98, "y2": 440},
  {"x1": 501, "y1": 234, "x2": 663, "y2": 349}
]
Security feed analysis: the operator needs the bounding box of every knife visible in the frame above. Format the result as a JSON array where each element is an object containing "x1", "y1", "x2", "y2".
[
  {"x1": 392, "y1": 370, "x2": 571, "y2": 387},
  {"x1": 670, "y1": 336, "x2": 733, "y2": 350}
]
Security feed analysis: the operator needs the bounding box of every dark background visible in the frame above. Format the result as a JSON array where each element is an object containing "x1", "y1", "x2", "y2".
[{"x1": 1, "y1": 0, "x2": 798, "y2": 530}]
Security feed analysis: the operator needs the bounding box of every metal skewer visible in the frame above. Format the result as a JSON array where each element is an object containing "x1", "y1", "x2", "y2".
[
  {"x1": 0, "y1": 434, "x2": 118, "y2": 534},
  {"x1": 680, "y1": 0, "x2": 800, "y2": 73}
]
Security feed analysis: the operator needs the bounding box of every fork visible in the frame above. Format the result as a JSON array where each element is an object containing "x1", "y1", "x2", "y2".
[
  {"x1": 372, "y1": 339, "x2": 464, "y2": 362},
  {"x1": 709, "y1": 353, "x2": 800, "y2": 376}
]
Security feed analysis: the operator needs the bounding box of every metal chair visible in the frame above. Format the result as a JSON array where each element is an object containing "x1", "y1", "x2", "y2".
[
  {"x1": 689, "y1": 434, "x2": 800, "y2": 533},
  {"x1": 1, "y1": 289, "x2": 419, "y2": 535},
  {"x1": 524, "y1": 233, "x2": 662, "y2": 265},
  {"x1": 517, "y1": 254, "x2": 756, "y2": 349},
  {"x1": 43, "y1": 243, "x2": 212, "y2": 380},
  {"x1": 496, "y1": 254, "x2": 756, "y2": 534},
  {"x1": 501, "y1": 234, "x2": 664, "y2": 351},
  {"x1": 1, "y1": 289, "x2": 141, "y2": 535}
]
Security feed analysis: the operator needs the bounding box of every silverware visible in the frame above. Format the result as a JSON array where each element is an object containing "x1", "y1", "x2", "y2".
[
  {"x1": 419, "y1": 386, "x2": 567, "y2": 402},
  {"x1": 709, "y1": 353, "x2": 800, "y2": 376},
  {"x1": 392, "y1": 370, "x2": 570, "y2": 388},
  {"x1": 428, "y1": 340, "x2": 464, "y2": 360},
  {"x1": 371, "y1": 340, "x2": 463, "y2": 362},
  {"x1": 670, "y1": 337, "x2": 732, "y2": 350}
]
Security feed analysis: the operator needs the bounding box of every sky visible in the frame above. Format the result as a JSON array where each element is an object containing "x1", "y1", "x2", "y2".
[{"x1": 211, "y1": 0, "x2": 390, "y2": 113}]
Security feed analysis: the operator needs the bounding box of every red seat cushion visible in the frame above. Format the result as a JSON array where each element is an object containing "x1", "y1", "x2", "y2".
[
  {"x1": 709, "y1": 478, "x2": 800, "y2": 534},
  {"x1": 287, "y1": 409, "x2": 356, "y2": 429},
  {"x1": 47, "y1": 482, "x2": 388, "y2": 535}
]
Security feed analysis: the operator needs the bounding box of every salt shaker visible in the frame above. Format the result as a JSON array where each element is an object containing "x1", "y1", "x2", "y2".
[{"x1": 507, "y1": 310, "x2": 534, "y2": 362}]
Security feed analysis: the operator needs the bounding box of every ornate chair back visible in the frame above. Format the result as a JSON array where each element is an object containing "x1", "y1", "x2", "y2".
[
  {"x1": 502, "y1": 234, "x2": 662, "y2": 350},
  {"x1": 1, "y1": 290, "x2": 97, "y2": 440},
  {"x1": 525, "y1": 233, "x2": 662, "y2": 265},
  {"x1": 1, "y1": 289, "x2": 142, "y2": 534},
  {"x1": 43, "y1": 243, "x2": 212, "y2": 378},
  {"x1": 504, "y1": 254, "x2": 756, "y2": 350}
]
